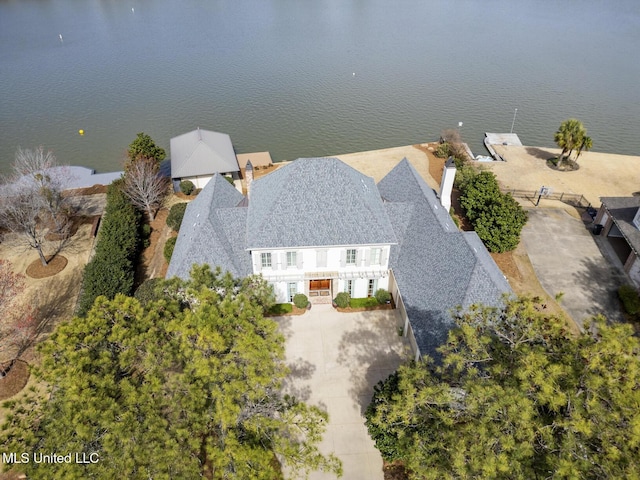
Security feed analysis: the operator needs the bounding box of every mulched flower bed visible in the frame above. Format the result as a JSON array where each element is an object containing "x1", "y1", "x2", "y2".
[
  {"x1": 0, "y1": 360, "x2": 30, "y2": 400},
  {"x1": 26, "y1": 255, "x2": 68, "y2": 279},
  {"x1": 336, "y1": 303, "x2": 394, "y2": 313}
]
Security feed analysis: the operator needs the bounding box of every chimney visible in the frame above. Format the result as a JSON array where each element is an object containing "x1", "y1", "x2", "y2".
[
  {"x1": 438, "y1": 157, "x2": 456, "y2": 212},
  {"x1": 245, "y1": 160, "x2": 254, "y2": 199}
]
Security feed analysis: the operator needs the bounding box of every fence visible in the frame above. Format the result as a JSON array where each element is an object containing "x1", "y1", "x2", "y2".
[{"x1": 503, "y1": 189, "x2": 591, "y2": 208}]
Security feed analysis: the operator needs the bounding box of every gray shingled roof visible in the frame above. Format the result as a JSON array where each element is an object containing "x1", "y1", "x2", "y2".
[
  {"x1": 378, "y1": 159, "x2": 511, "y2": 360},
  {"x1": 601, "y1": 196, "x2": 640, "y2": 255},
  {"x1": 246, "y1": 157, "x2": 397, "y2": 249},
  {"x1": 166, "y1": 174, "x2": 251, "y2": 279},
  {"x1": 170, "y1": 128, "x2": 239, "y2": 179}
]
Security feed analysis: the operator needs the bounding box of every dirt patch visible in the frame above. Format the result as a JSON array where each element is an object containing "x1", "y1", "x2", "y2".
[
  {"x1": 0, "y1": 360, "x2": 30, "y2": 400},
  {"x1": 25, "y1": 255, "x2": 68, "y2": 279},
  {"x1": 136, "y1": 208, "x2": 172, "y2": 283}
]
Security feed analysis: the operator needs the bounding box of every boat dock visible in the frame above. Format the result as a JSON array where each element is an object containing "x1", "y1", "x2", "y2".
[{"x1": 484, "y1": 133, "x2": 523, "y2": 161}]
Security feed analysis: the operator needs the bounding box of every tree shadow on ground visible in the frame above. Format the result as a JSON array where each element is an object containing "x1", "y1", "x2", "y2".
[
  {"x1": 282, "y1": 356, "x2": 315, "y2": 402},
  {"x1": 31, "y1": 268, "x2": 84, "y2": 338},
  {"x1": 336, "y1": 310, "x2": 411, "y2": 414},
  {"x1": 572, "y1": 256, "x2": 627, "y2": 323},
  {"x1": 525, "y1": 147, "x2": 555, "y2": 160}
]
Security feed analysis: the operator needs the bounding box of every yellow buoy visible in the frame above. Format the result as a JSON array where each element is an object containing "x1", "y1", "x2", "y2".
[{"x1": 78, "y1": 129, "x2": 84, "y2": 135}]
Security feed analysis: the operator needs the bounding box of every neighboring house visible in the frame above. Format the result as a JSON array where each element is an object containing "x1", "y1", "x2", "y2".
[
  {"x1": 169, "y1": 128, "x2": 240, "y2": 190},
  {"x1": 595, "y1": 197, "x2": 640, "y2": 288},
  {"x1": 167, "y1": 157, "x2": 510, "y2": 360}
]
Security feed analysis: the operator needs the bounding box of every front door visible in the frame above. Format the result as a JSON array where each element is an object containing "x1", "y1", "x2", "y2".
[{"x1": 308, "y1": 279, "x2": 332, "y2": 302}]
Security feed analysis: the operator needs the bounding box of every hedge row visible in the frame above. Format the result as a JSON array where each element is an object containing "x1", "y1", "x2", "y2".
[{"x1": 77, "y1": 180, "x2": 142, "y2": 316}]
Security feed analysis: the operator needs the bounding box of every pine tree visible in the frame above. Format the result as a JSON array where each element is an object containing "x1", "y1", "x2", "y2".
[{"x1": 2, "y1": 266, "x2": 342, "y2": 479}]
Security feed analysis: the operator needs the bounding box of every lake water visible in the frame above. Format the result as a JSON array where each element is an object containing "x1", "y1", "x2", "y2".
[{"x1": 1, "y1": 0, "x2": 639, "y2": 174}]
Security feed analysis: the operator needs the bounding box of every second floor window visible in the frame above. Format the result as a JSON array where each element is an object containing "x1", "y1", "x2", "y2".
[
  {"x1": 370, "y1": 248, "x2": 382, "y2": 265},
  {"x1": 286, "y1": 251, "x2": 297, "y2": 268},
  {"x1": 261, "y1": 252, "x2": 272, "y2": 268},
  {"x1": 346, "y1": 249, "x2": 357, "y2": 265}
]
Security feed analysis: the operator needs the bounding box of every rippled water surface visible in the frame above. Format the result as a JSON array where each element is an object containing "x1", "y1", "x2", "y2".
[{"x1": 1, "y1": 0, "x2": 639, "y2": 173}]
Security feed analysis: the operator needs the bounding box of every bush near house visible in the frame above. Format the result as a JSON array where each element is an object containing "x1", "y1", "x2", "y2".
[
  {"x1": 334, "y1": 292, "x2": 350, "y2": 308},
  {"x1": 164, "y1": 237, "x2": 177, "y2": 263},
  {"x1": 460, "y1": 171, "x2": 528, "y2": 253},
  {"x1": 77, "y1": 180, "x2": 142, "y2": 316},
  {"x1": 179, "y1": 180, "x2": 195, "y2": 195},
  {"x1": 375, "y1": 288, "x2": 391, "y2": 304},
  {"x1": 167, "y1": 203, "x2": 188, "y2": 232},
  {"x1": 618, "y1": 285, "x2": 640, "y2": 316},
  {"x1": 293, "y1": 293, "x2": 309, "y2": 309},
  {"x1": 435, "y1": 142, "x2": 450, "y2": 159}
]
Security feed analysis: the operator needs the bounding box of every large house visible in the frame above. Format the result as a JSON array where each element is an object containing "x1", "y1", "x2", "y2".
[
  {"x1": 595, "y1": 197, "x2": 640, "y2": 288},
  {"x1": 169, "y1": 128, "x2": 240, "y2": 190},
  {"x1": 167, "y1": 157, "x2": 510, "y2": 360}
]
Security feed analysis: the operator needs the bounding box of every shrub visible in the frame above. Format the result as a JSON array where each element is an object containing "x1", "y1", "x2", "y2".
[
  {"x1": 435, "y1": 142, "x2": 450, "y2": 158},
  {"x1": 224, "y1": 176, "x2": 235, "y2": 186},
  {"x1": 334, "y1": 292, "x2": 350, "y2": 308},
  {"x1": 375, "y1": 288, "x2": 391, "y2": 304},
  {"x1": 134, "y1": 278, "x2": 164, "y2": 306},
  {"x1": 618, "y1": 285, "x2": 640, "y2": 316},
  {"x1": 164, "y1": 237, "x2": 177, "y2": 263},
  {"x1": 460, "y1": 171, "x2": 527, "y2": 253},
  {"x1": 268, "y1": 303, "x2": 293, "y2": 315},
  {"x1": 167, "y1": 203, "x2": 188, "y2": 232},
  {"x1": 454, "y1": 163, "x2": 477, "y2": 190},
  {"x1": 293, "y1": 293, "x2": 309, "y2": 309},
  {"x1": 180, "y1": 180, "x2": 195, "y2": 195},
  {"x1": 141, "y1": 223, "x2": 152, "y2": 248},
  {"x1": 350, "y1": 297, "x2": 379, "y2": 308}
]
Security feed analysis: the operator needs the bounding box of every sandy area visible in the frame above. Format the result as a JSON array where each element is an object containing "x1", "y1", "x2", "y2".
[{"x1": 485, "y1": 145, "x2": 640, "y2": 207}]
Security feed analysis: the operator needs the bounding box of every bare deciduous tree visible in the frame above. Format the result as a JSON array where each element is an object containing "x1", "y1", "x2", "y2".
[
  {"x1": 122, "y1": 157, "x2": 170, "y2": 220},
  {"x1": 0, "y1": 147, "x2": 73, "y2": 266}
]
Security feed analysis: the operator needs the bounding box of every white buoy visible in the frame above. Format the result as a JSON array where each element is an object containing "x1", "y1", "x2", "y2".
[
  {"x1": 353, "y1": 72, "x2": 355, "y2": 76},
  {"x1": 132, "y1": 7, "x2": 135, "y2": 13},
  {"x1": 59, "y1": 34, "x2": 63, "y2": 42}
]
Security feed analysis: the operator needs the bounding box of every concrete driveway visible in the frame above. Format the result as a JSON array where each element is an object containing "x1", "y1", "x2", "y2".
[
  {"x1": 276, "y1": 304, "x2": 411, "y2": 480},
  {"x1": 521, "y1": 208, "x2": 627, "y2": 327}
]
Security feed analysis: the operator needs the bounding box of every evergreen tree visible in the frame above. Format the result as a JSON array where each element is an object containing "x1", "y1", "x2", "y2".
[
  {"x1": 2, "y1": 266, "x2": 341, "y2": 479},
  {"x1": 366, "y1": 296, "x2": 640, "y2": 479},
  {"x1": 127, "y1": 132, "x2": 166, "y2": 163}
]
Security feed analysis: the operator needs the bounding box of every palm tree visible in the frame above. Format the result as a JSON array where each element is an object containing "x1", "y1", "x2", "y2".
[
  {"x1": 554, "y1": 118, "x2": 587, "y2": 168},
  {"x1": 575, "y1": 135, "x2": 593, "y2": 162}
]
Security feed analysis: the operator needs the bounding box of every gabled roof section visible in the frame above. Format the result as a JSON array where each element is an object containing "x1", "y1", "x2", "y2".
[
  {"x1": 170, "y1": 128, "x2": 239, "y2": 179},
  {"x1": 166, "y1": 174, "x2": 250, "y2": 280},
  {"x1": 379, "y1": 158, "x2": 511, "y2": 360},
  {"x1": 601, "y1": 196, "x2": 640, "y2": 255},
  {"x1": 246, "y1": 157, "x2": 397, "y2": 249}
]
